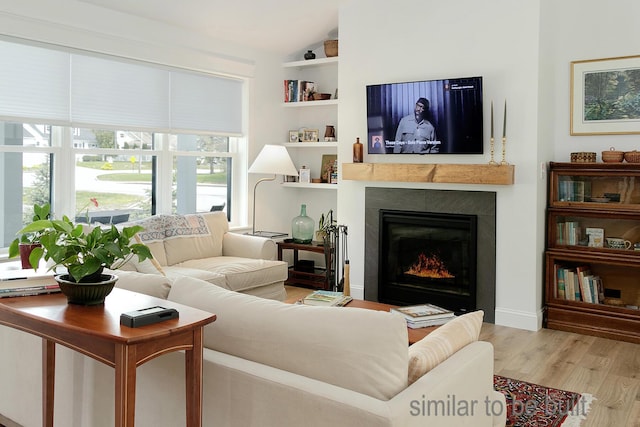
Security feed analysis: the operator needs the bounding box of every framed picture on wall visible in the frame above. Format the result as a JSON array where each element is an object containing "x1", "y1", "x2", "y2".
[
  {"x1": 571, "y1": 55, "x2": 640, "y2": 135},
  {"x1": 289, "y1": 130, "x2": 299, "y2": 142}
]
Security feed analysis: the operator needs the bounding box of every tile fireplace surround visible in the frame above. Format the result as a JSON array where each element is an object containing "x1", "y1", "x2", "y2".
[{"x1": 364, "y1": 187, "x2": 497, "y2": 323}]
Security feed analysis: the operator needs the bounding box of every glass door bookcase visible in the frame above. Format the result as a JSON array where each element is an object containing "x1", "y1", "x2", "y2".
[{"x1": 545, "y1": 162, "x2": 640, "y2": 343}]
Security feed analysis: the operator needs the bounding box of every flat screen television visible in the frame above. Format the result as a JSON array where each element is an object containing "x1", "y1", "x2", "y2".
[{"x1": 366, "y1": 76, "x2": 483, "y2": 154}]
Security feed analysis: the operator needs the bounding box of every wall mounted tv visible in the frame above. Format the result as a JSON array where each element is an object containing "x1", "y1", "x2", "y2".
[{"x1": 366, "y1": 76, "x2": 483, "y2": 154}]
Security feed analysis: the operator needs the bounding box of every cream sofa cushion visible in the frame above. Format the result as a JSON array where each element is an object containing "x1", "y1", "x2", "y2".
[
  {"x1": 111, "y1": 270, "x2": 172, "y2": 299},
  {"x1": 168, "y1": 276, "x2": 409, "y2": 400},
  {"x1": 175, "y1": 256, "x2": 287, "y2": 292},
  {"x1": 407, "y1": 310, "x2": 484, "y2": 384},
  {"x1": 123, "y1": 215, "x2": 169, "y2": 266},
  {"x1": 161, "y1": 213, "x2": 223, "y2": 265},
  {"x1": 162, "y1": 266, "x2": 227, "y2": 288}
]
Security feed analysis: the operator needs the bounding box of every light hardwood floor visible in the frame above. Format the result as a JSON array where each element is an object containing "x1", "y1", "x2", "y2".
[{"x1": 285, "y1": 286, "x2": 640, "y2": 427}]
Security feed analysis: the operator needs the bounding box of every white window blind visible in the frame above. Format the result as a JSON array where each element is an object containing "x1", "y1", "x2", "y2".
[
  {"x1": 71, "y1": 55, "x2": 170, "y2": 130},
  {"x1": 171, "y1": 71, "x2": 243, "y2": 135},
  {"x1": 0, "y1": 40, "x2": 70, "y2": 123},
  {"x1": 0, "y1": 39, "x2": 244, "y2": 134}
]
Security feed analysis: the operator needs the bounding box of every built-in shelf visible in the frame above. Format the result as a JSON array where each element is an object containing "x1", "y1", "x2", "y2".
[
  {"x1": 282, "y1": 57, "x2": 339, "y2": 68},
  {"x1": 342, "y1": 163, "x2": 515, "y2": 185},
  {"x1": 281, "y1": 182, "x2": 338, "y2": 189},
  {"x1": 283, "y1": 142, "x2": 338, "y2": 148},
  {"x1": 283, "y1": 99, "x2": 338, "y2": 108}
]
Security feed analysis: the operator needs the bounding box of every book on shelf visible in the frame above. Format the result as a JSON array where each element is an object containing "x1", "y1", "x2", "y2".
[
  {"x1": 576, "y1": 265, "x2": 593, "y2": 303},
  {"x1": 555, "y1": 265, "x2": 566, "y2": 299},
  {"x1": 390, "y1": 303, "x2": 454, "y2": 321},
  {"x1": 302, "y1": 290, "x2": 352, "y2": 307},
  {"x1": 556, "y1": 221, "x2": 581, "y2": 245},
  {"x1": 283, "y1": 80, "x2": 316, "y2": 102},
  {"x1": 554, "y1": 264, "x2": 605, "y2": 304}
]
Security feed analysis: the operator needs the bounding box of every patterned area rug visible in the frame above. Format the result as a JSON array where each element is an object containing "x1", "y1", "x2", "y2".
[{"x1": 494, "y1": 375, "x2": 595, "y2": 426}]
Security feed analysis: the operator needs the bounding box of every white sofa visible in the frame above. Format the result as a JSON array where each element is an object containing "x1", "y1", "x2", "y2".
[
  {"x1": 119, "y1": 211, "x2": 288, "y2": 301},
  {"x1": 0, "y1": 274, "x2": 506, "y2": 427}
]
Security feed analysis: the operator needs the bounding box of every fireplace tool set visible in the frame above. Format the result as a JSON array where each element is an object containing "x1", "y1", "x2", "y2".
[{"x1": 324, "y1": 224, "x2": 350, "y2": 295}]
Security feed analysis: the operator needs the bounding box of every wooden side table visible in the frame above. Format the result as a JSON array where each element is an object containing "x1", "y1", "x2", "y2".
[
  {"x1": 277, "y1": 240, "x2": 333, "y2": 290},
  {"x1": 0, "y1": 288, "x2": 216, "y2": 427}
]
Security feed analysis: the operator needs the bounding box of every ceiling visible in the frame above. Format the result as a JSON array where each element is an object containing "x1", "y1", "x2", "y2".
[{"x1": 78, "y1": 0, "x2": 348, "y2": 55}]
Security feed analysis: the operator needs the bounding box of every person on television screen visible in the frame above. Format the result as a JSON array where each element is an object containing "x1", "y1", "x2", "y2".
[{"x1": 394, "y1": 97, "x2": 438, "y2": 153}]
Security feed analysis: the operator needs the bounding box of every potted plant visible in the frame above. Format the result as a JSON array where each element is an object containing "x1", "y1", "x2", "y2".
[
  {"x1": 8, "y1": 203, "x2": 51, "y2": 269},
  {"x1": 315, "y1": 209, "x2": 337, "y2": 242},
  {"x1": 11, "y1": 205, "x2": 153, "y2": 304}
]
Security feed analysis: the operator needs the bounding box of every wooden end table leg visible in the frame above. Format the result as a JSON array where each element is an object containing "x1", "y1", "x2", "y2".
[
  {"x1": 185, "y1": 328, "x2": 204, "y2": 427},
  {"x1": 114, "y1": 344, "x2": 137, "y2": 427},
  {"x1": 42, "y1": 339, "x2": 55, "y2": 427}
]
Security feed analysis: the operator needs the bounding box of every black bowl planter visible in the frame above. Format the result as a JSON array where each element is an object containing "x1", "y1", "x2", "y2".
[{"x1": 55, "y1": 274, "x2": 118, "y2": 305}]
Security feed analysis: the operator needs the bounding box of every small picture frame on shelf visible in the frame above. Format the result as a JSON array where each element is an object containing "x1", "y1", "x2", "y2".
[
  {"x1": 301, "y1": 129, "x2": 319, "y2": 142},
  {"x1": 299, "y1": 167, "x2": 311, "y2": 183},
  {"x1": 320, "y1": 154, "x2": 337, "y2": 183},
  {"x1": 289, "y1": 130, "x2": 299, "y2": 143},
  {"x1": 586, "y1": 227, "x2": 604, "y2": 248}
]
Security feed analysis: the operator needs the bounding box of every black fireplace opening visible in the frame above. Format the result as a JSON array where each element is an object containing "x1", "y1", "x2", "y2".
[{"x1": 378, "y1": 209, "x2": 477, "y2": 314}]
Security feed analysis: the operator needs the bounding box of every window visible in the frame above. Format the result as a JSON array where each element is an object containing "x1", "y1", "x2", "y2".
[
  {"x1": 0, "y1": 38, "x2": 247, "y2": 255},
  {"x1": 0, "y1": 122, "x2": 52, "y2": 250},
  {"x1": 73, "y1": 128, "x2": 155, "y2": 224},
  {"x1": 169, "y1": 134, "x2": 232, "y2": 215}
]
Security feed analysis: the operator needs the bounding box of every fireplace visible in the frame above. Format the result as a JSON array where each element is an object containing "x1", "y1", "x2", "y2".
[
  {"x1": 379, "y1": 210, "x2": 477, "y2": 314},
  {"x1": 365, "y1": 187, "x2": 496, "y2": 323}
]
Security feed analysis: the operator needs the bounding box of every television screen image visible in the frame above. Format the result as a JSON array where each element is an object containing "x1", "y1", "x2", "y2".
[{"x1": 366, "y1": 76, "x2": 483, "y2": 155}]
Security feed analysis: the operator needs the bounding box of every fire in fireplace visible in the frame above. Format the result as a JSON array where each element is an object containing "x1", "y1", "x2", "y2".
[
  {"x1": 378, "y1": 209, "x2": 477, "y2": 314},
  {"x1": 405, "y1": 253, "x2": 454, "y2": 278}
]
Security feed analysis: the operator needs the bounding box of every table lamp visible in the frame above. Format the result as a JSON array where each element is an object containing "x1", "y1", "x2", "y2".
[{"x1": 248, "y1": 144, "x2": 298, "y2": 237}]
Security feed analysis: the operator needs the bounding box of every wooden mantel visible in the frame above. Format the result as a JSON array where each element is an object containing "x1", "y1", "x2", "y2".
[{"x1": 342, "y1": 163, "x2": 515, "y2": 185}]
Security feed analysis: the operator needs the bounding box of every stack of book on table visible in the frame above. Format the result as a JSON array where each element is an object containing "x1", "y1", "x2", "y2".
[
  {"x1": 391, "y1": 303, "x2": 455, "y2": 329},
  {"x1": 0, "y1": 268, "x2": 60, "y2": 298},
  {"x1": 302, "y1": 290, "x2": 353, "y2": 307}
]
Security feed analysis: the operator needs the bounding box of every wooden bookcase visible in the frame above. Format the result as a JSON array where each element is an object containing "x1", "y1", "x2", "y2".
[{"x1": 544, "y1": 162, "x2": 640, "y2": 343}]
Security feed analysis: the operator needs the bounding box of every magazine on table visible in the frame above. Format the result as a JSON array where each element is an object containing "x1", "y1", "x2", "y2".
[
  {"x1": 0, "y1": 272, "x2": 60, "y2": 298},
  {"x1": 391, "y1": 303, "x2": 454, "y2": 321},
  {"x1": 405, "y1": 316, "x2": 455, "y2": 329},
  {"x1": 302, "y1": 290, "x2": 353, "y2": 307}
]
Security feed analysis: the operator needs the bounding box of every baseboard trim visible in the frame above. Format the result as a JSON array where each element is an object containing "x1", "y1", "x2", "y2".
[{"x1": 494, "y1": 307, "x2": 543, "y2": 331}]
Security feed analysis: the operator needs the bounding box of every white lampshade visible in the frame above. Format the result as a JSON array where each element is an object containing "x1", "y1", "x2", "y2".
[{"x1": 248, "y1": 145, "x2": 298, "y2": 176}]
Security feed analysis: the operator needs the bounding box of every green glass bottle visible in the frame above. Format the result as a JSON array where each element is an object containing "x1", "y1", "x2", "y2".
[{"x1": 292, "y1": 204, "x2": 314, "y2": 244}]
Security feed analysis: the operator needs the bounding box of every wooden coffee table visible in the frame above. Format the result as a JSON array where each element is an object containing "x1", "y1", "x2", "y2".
[{"x1": 345, "y1": 299, "x2": 437, "y2": 344}]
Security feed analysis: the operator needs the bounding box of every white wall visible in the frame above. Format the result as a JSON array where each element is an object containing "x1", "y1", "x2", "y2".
[
  {"x1": 338, "y1": 0, "x2": 544, "y2": 330},
  {"x1": 540, "y1": 0, "x2": 640, "y2": 161}
]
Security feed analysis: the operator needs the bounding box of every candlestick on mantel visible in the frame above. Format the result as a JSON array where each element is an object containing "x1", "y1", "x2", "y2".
[
  {"x1": 489, "y1": 101, "x2": 497, "y2": 165},
  {"x1": 500, "y1": 100, "x2": 509, "y2": 165},
  {"x1": 502, "y1": 100, "x2": 507, "y2": 138}
]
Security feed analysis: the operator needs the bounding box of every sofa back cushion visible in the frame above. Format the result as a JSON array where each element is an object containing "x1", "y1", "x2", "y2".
[
  {"x1": 123, "y1": 215, "x2": 169, "y2": 266},
  {"x1": 168, "y1": 276, "x2": 409, "y2": 400},
  {"x1": 162, "y1": 212, "x2": 226, "y2": 265}
]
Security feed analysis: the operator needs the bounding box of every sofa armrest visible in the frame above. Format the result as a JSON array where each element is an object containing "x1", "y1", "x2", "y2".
[
  {"x1": 222, "y1": 232, "x2": 277, "y2": 260},
  {"x1": 388, "y1": 340, "x2": 506, "y2": 426}
]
